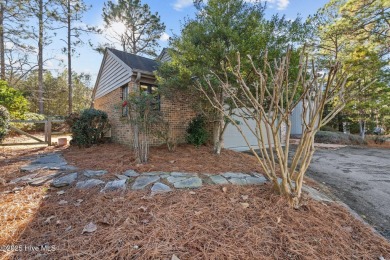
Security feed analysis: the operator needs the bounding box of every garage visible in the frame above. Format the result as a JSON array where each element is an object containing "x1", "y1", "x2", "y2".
[{"x1": 223, "y1": 114, "x2": 284, "y2": 151}]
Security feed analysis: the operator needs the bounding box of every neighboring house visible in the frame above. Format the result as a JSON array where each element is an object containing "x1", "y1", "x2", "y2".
[{"x1": 92, "y1": 48, "x2": 285, "y2": 150}]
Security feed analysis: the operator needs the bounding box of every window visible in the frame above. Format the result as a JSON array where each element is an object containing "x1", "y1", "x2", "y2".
[
  {"x1": 140, "y1": 84, "x2": 160, "y2": 111},
  {"x1": 121, "y1": 84, "x2": 129, "y2": 117}
]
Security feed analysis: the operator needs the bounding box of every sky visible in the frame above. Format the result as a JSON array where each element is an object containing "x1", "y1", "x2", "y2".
[{"x1": 46, "y1": 0, "x2": 330, "y2": 85}]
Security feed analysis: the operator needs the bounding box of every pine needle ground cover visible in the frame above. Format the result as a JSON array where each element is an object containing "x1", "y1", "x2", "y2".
[{"x1": 0, "y1": 143, "x2": 389, "y2": 259}]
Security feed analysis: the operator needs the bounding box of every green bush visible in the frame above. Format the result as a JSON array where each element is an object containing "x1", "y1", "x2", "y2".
[
  {"x1": 11, "y1": 112, "x2": 46, "y2": 132},
  {"x1": 0, "y1": 80, "x2": 29, "y2": 119},
  {"x1": 320, "y1": 125, "x2": 338, "y2": 132},
  {"x1": 315, "y1": 131, "x2": 366, "y2": 145},
  {"x1": 0, "y1": 105, "x2": 10, "y2": 143},
  {"x1": 70, "y1": 109, "x2": 109, "y2": 148},
  {"x1": 186, "y1": 115, "x2": 208, "y2": 147}
]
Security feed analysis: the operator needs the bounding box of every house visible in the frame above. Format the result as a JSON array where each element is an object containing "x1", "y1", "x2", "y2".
[
  {"x1": 91, "y1": 48, "x2": 285, "y2": 150},
  {"x1": 91, "y1": 48, "x2": 197, "y2": 146}
]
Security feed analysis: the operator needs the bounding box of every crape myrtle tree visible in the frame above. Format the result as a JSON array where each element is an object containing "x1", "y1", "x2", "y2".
[
  {"x1": 156, "y1": 0, "x2": 308, "y2": 155},
  {"x1": 199, "y1": 48, "x2": 372, "y2": 207},
  {"x1": 101, "y1": 0, "x2": 165, "y2": 57}
]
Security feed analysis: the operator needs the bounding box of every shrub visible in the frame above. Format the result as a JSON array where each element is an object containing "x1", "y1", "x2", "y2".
[
  {"x1": 65, "y1": 112, "x2": 80, "y2": 129},
  {"x1": 315, "y1": 131, "x2": 366, "y2": 145},
  {"x1": 0, "y1": 80, "x2": 29, "y2": 119},
  {"x1": 11, "y1": 112, "x2": 46, "y2": 132},
  {"x1": 70, "y1": 109, "x2": 109, "y2": 148},
  {"x1": 320, "y1": 125, "x2": 338, "y2": 132},
  {"x1": 0, "y1": 105, "x2": 10, "y2": 143},
  {"x1": 186, "y1": 115, "x2": 208, "y2": 147}
]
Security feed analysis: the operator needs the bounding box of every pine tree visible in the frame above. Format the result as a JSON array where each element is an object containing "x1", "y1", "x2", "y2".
[
  {"x1": 101, "y1": 0, "x2": 165, "y2": 57},
  {"x1": 54, "y1": 0, "x2": 94, "y2": 114},
  {"x1": 28, "y1": 0, "x2": 57, "y2": 114},
  {"x1": 0, "y1": 0, "x2": 31, "y2": 81}
]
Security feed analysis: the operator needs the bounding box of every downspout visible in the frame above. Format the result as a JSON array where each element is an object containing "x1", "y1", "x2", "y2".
[{"x1": 135, "y1": 71, "x2": 141, "y2": 89}]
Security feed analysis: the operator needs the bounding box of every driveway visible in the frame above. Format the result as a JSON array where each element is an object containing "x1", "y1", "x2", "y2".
[{"x1": 306, "y1": 146, "x2": 390, "y2": 240}]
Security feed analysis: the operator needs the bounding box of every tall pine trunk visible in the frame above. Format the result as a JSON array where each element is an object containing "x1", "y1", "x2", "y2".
[
  {"x1": 0, "y1": 4, "x2": 5, "y2": 80},
  {"x1": 38, "y1": 0, "x2": 44, "y2": 114},
  {"x1": 67, "y1": 0, "x2": 72, "y2": 114}
]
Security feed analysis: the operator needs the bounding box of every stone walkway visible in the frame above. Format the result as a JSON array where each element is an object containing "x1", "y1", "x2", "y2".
[{"x1": 8, "y1": 152, "x2": 331, "y2": 202}]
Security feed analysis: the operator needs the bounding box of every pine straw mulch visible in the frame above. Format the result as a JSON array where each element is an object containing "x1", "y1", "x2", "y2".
[
  {"x1": 1, "y1": 185, "x2": 389, "y2": 259},
  {"x1": 1, "y1": 143, "x2": 390, "y2": 259},
  {"x1": 0, "y1": 145, "x2": 68, "y2": 255},
  {"x1": 62, "y1": 143, "x2": 264, "y2": 174},
  {"x1": 0, "y1": 145, "x2": 63, "y2": 184}
]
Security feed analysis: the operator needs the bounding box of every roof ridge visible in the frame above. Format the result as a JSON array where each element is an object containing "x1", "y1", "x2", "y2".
[{"x1": 107, "y1": 48, "x2": 157, "y2": 62}]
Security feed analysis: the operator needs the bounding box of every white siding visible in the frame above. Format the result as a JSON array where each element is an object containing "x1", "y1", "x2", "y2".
[
  {"x1": 95, "y1": 51, "x2": 133, "y2": 99},
  {"x1": 159, "y1": 50, "x2": 171, "y2": 63}
]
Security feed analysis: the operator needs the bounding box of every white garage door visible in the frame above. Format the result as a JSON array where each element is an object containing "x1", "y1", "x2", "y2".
[{"x1": 223, "y1": 114, "x2": 280, "y2": 151}]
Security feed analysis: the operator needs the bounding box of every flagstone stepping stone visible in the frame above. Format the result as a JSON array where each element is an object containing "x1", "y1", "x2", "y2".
[
  {"x1": 21, "y1": 153, "x2": 71, "y2": 172},
  {"x1": 116, "y1": 174, "x2": 129, "y2": 180},
  {"x1": 173, "y1": 177, "x2": 202, "y2": 189},
  {"x1": 21, "y1": 157, "x2": 77, "y2": 173},
  {"x1": 10, "y1": 173, "x2": 39, "y2": 184},
  {"x1": 252, "y1": 172, "x2": 265, "y2": 178},
  {"x1": 143, "y1": 171, "x2": 165, "y2": 176},
  {"x1": 101, "y1": 179, "x2": 127, "y2": 192},
  {"x1": 123, "y1": 170, "x2": 139, "y2": 177},
  {"x1": 245, "y1": 176, "x2": 267, "y2": 185},
  {"x1": 151, "y1": 182, "x2": 172, "y2": 195},
  {"x1": 22, "y1": 164, "x2": 76, "y2": 172},
  {"x1": 222, "y1": 172, "x2": 250, "y2": 179},
  {"x1": 76, "y1": 179, "x2": 105, "y2": 189},
  {"x1": 228, "y1": 178, "x2": 247, "y2": 185},
  {"x1": 131, "y1": 176, "x2": 160, "y2": 190},
  {"x1": 52, "y1": 173, "x2": 78, "y2": 188},
  {"x1": 20, "y1": 165, "x2": 48, "y2": 172},
  {"x1": 83, "y1": 170, "x2": 107, "y2": 177},
  {"x1": 49, "y1": 165, "x2": 78, "y2": 171},
  {"x1": 33, "y1": 154, "x2": 65, "y2": 165},
  {"x1": 171, "y1": 172, "x2": 198, "y2": 177},
  {"x1": 167, "y1": 176, "x2": 188, "y2": 184},
  {"x1": 29, "y1": 172, "x2": 61, "y2": 186},
  {"x1": 209, "y1": 175, "x2": 229, "y2": 185}
]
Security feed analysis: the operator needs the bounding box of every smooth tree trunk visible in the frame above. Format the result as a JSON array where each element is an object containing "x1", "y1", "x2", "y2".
[
  {"x1": 213, "y1": 89, "x2": 225, "y2": 155},
  {"x1": 213, "y1": 117, "x2": 226, "y2": 155},
  {"x1": 0, "y1": 4, "x2": 5, "y2": 80},
  {"x1": 67, "y1": 0, "x2": 72, "y2": 114},
  {"x1": 359, "y1": 119, "x2": 366, "y2": 139},
  {"x1": 38, "y1": 0, "x2": 44, "y2": 114}
]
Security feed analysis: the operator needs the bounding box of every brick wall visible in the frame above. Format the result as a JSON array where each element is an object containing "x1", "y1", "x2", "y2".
[
  {"x1": 94, "y1": 82, "x2": 198, "y2": 146},
  {"x1": 94, "y1": 87, "x2": 133, "y2": 145},
  {"x1": 160, "y1": 91, "x2": 198, "y2": 144}
]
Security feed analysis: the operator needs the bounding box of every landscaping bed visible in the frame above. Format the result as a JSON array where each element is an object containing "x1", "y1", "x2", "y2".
[
  {"x1": 62, "y1": 143, "x2": 264, "y2": 175},
  {"x1": 1, "y1": 143, "x2": 390, "y2": 259}
]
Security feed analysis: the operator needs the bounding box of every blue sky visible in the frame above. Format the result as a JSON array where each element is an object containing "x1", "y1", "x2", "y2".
[{"x1": 47, "y1": 0, "x2": 329, "y2": 85}]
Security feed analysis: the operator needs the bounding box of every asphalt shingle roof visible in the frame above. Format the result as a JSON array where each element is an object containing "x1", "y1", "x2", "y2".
[{"x1": 108, "y1": 48, "x2": 158, "y2": 73}]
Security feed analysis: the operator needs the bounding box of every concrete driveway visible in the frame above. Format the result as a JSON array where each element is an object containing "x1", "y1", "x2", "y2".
[{"x1": 306, "y1": 146, "x2": 390, "y2": 240}]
